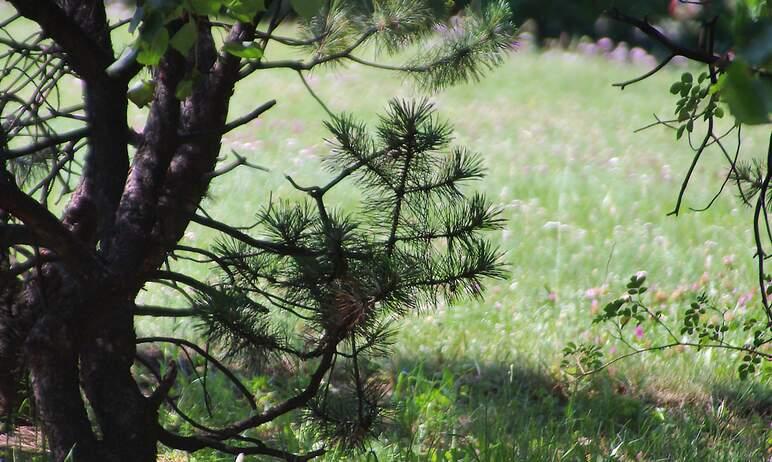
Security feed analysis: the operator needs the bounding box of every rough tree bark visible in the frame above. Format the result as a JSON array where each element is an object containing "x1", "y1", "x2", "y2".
[{"x1": 0, "y1": 2, "x2": 250, "y2": 461}]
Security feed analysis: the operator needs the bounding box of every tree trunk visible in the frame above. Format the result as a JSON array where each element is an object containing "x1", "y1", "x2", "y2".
[
  {"x1": 79, "y1": 300, "x2": 158, "y2": 462},
  {"x1": 0, "y1": 4, "x2": 247, "y2": 461},
  {"x1": 21, "y1": 267, "x2": 103, "y2": 461},
  {"x1": 18, "y1": 270, "x2": 159, "y2": 462}
]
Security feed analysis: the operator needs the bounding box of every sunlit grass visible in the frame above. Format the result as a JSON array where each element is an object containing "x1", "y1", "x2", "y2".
[
  {"x1": 132, "y1": 44, "x2": 771, "y2": 461},
  {"x1": 2, "y1": 4, "x2": 768, "y2": 457}
]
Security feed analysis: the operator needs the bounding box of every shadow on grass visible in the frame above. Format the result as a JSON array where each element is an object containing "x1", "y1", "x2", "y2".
[
  {"x1": 360, "y1": 356, "x2": 771, "y2": 462},
  {"x1": 3, "y1": 356, "x2": 769, "y2": 462}
]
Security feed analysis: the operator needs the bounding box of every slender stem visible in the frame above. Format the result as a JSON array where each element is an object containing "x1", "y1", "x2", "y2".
[
  {"x1": 297, "y1": 70, "x2": 334, "y2": 119},
  {"x1": 137, "y1": 336, "x2": 257, "y2": 410},
  {"x1": 668, "y1": 118, "x2": 713, "y2": 216},
  {"x1": 613, "y1": 54, "x2": 675, "y2": 90},
  {"x1": 753, "y1": 132, "x2": 772, "y2": 326},
  {"x1": 576, "y1": 341, "x2": 771, "y2": 378}
]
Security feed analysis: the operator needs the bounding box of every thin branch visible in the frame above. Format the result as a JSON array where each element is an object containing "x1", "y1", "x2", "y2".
[
  {"x1": 574, "y1": 341, "x2": 771, "y2": 379},
  {"x1": 605, "y1": 9, "x2": 720, "y2": 65},
  {"x1": 0, "y1": 170, "x2": 100, "y2": 274},
  {"x1": 344, "y1": 54, "x2": 427, "y2": 73},
  {"x1": 135, "y1": 353, "x2": 227, "y2": 435},
  {"x1": 158, "y1": 428, "x2": 325, "y2": 462},
  {"x1": 148, "y1": 270, "x2": 219, "y2": 299},
  {"x1": 7, "y1": 0, "x2": 122, "y2": 82},
  {"x1": 7, "y1": 253, "x2": 57, "y2": 277},
  {"x1": 2, "y1": 126, "x2": 88, "y2": 160},
  {"x1": 145, "y1": 279, "x2": 198, "y2": 306},
  {"x1": 613, "y1": 54, "x2": 675, "y2": 90},
  {"x1": 185, "y1": 342, "x2": 337, "y2": 441},
  {"x1": 190, "y1": 214, "x2": 318, "y2": 256},
  {"x1": 254, "y1": 29, "x2": 326, "y2": 46},
  {"x1": 240, "y1": 29, "x2": 376, "y2": 78},
  {"x1": 753, "y1": 132, "x2": 772, "y2": 325},
  {"x1": 297, "y1": 71, "x2": 334, "y2": 119},
  {"x1": 173, "y1": 244, "x2": 238, "y2": 283},
  {"x1": 203, "y1": 150, "x2": 268, "y2": 181},
  {"x1": 181, "y1": 100, "x2": 276, "y2": 141},
  {"x1": 690, "y1": 127, "x2": 741, "y2": 212},
  {"x1": 133, "y1": 305, "x2": 199, "y2": 317},
  {"x1": 0, "y1": 223, "x2": 38, "y2": 246},
  {"x1": 136, "y1": 336, "x2": 257, "y2": 411},
  {"x1": 148, "y1": 361, "x2": 178, "y2": 409},
  {"x1": 668, "y1": 119, "x2": 713, "y2": 216}
]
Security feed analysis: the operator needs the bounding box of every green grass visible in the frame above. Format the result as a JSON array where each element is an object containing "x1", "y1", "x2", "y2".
[
  {"x1": 134, "y1": 46, "x2": 771, "y2": 462},
  {"x1": 1, "y1": 7, "x2": 769, "y2": 458}
]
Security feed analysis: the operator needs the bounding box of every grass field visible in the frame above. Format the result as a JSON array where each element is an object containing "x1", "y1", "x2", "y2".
[
  {"x1": 129, "y1": 44, "x2": 771, "y2": 462},
  {"x1": 1, "y1": 10, "x2": 769, "y2": 459}
]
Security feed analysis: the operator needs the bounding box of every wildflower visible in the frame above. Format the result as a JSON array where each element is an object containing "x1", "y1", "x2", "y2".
[
  {"x1": 737, "y1": 291, "x2": 753, "y2": 308},
  {"x1": 634, "y1": 271, "x2": 647, "y2": 284},
  {"x1": 634, "y1": 325, "x2": 644, "y2": 339}
]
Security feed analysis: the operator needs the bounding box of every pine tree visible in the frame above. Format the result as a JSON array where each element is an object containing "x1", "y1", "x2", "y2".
[{"x1": 200, "y1": 99, "x2": 505, "y2": 451}]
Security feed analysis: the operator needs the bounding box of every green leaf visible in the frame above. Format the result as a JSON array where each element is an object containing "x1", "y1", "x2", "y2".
[
  {"x1": 676, "y1": 125, "x2": 686, "y2": 140},
  {"x1": 721, "y1": 61, "x2": 771, "y2": 125},
  {"x1": 222, "y1": 40, "x2": 264, "y2": 59},
  {"x1": 190, "y1": 0, "x2": 222, "y2": 16},
  {"x1": 175, "y1": 78, "x2": 194, "y2": 100},
  {"x1": 137, "y1": 28, "x2": 169, "y2": 66},
  {"x1": 681, "y1": 72, "x2": 693, "y2": 84},
  {"x1": 742, "y1": 0, "x2": 769, "y2": 21},
  {"x1": 226, "y1": 0, "x2": 265, "y2": 21},
  {"x1": 737, "y1": 25, "x2": 772, "y2": 66},
  {"x1": 170, "y1": 21, "x2": 198, "y2": 54},
  {"x1": 128, "y1": 80, "x2": 156, "y2": 107},
  {"x1": 290, "y1": 0, "x2": 324, "y2": 18},
  {"x1": 670, "y1": 82, "x2": 682, "y2": 94}
]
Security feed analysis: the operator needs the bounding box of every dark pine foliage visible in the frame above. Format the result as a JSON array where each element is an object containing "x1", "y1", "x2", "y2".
[{"x1": 198, "y1": 99, "x2": 505, "y2": 450}]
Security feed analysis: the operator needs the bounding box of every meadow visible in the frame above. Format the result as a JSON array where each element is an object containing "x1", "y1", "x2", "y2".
[
  {"x1": 132, "y1": 43, "x2": 771, "y2": 461},
  {"x1": 1, "y1": 9, "x2": 769, "y2": 459}
]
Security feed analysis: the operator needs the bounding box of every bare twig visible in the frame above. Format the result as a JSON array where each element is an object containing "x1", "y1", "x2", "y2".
[
  {"x1": 605, "y1": 9, "x2": 720, "y2": 65},
  {"x1": 204, "y1": 150, "x2": 268, "y2": 181},
  {"x1": 668, "y1": 120, "x2": 713, "y2": 216},
  {"x1": 182, "y1": 100, "x2": 277, "y2": 141},
  {"x1": 613, "y1": 54, "x2": 675, "y2": 90}
]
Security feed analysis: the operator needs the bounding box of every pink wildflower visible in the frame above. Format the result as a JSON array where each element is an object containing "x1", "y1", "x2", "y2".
[
  {"x1": 737, "y1": 292, "x2": 753, "y2": 308},
  {"x1": 634, "y1": 325, "x2": 644, "y2": 339}
]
